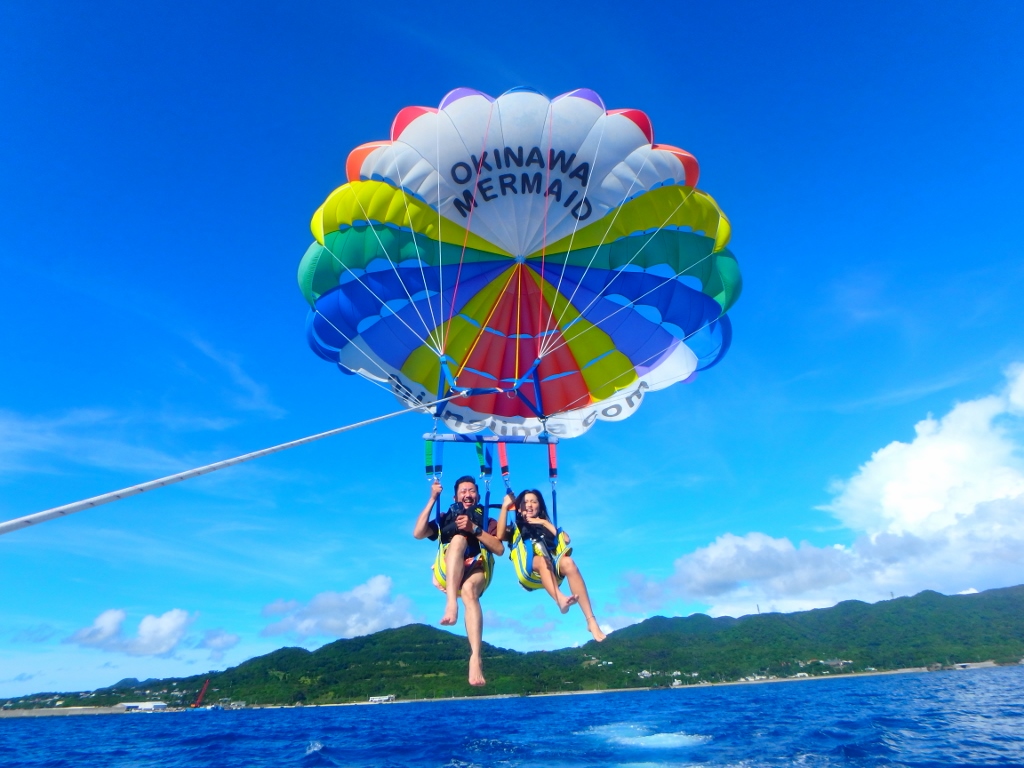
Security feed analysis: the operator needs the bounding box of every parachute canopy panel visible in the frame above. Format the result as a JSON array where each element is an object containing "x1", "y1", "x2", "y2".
[{"x1": 297, "y1": 88, "x2": 742, "y2": 438}]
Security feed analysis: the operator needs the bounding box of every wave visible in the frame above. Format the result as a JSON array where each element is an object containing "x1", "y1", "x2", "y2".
[{"x1": 581, "y1": 722, "x2": 711, "y2": 749}]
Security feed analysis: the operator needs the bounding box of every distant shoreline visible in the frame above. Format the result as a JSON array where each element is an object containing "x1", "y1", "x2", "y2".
[{"x1": 3, "y1": 663, "x2": 1007, "y2": 718}]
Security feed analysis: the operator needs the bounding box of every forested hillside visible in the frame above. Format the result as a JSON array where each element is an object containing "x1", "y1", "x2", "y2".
[{"x1": 8, "y1": 586, "x2": 1023, "y2": 709}]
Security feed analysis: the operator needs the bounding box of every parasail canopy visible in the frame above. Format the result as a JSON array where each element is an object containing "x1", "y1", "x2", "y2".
[{"x1": 298, "y1": 87, "x2": 742, "y2": 438}]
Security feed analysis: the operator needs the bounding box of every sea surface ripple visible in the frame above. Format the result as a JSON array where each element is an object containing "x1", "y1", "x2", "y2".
[{"x1": 1, "y1": 665, "x2": 1022, "y2": 767}]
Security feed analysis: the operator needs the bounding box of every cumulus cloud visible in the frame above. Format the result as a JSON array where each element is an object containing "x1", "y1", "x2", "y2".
[
  {"x1": 65, "y1": 609, "x2": 194, "y2": 656},
  {"x1": 197, "y1": 629, "x2": 240, "y2": 661},
  {"x1": 624, "y1": 364, "x2": 1024, "y2": 616},
  {"x1": 261, "y1": 576, "x2": 415, "y2": 640}
]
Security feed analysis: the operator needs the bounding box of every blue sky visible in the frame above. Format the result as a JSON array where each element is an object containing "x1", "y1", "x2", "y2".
[{"x1": 2, "y1": 0, "x2": 1023, "y2": 697}]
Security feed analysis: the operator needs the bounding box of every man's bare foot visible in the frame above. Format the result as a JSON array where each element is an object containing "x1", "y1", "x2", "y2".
[
  {"x1": 468, "y1": 653, "x2": 486, "y2": 686},
  {"x1": 557, "y1": 594, "x2": 579, "y2": 614},
  {"x1": 586, "y1": 616, "x2": 606, "y2": 642},
  {"x1": 440, "y1": 602, "x2": 459, "y2": 626}
]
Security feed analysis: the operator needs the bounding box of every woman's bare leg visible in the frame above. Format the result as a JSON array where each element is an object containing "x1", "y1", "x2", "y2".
[
  {"x1": 560, "y1": 555, "x2": 606, "y2": 641},
  {"x1": 534, "y1": 556, "x2": 577, "y2": 614}
]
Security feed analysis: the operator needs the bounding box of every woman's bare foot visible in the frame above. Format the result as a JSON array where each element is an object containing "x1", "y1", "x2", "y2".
[
  {"x1": 557, "y1": 593, "x2": 579, "y2": 614},
  {"x1": 468, "y1": 653, "x2": 486, "y2": 686},
  {"x1": 586, "y1": 616, "x2": 606, "y2": 642},
  {"x1": 440, "y1": 601, "x2": 459, "y2": 626}
]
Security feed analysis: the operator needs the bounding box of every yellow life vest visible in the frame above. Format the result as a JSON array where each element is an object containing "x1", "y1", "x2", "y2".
[{"x1": 508, "y1": 521, "x2": 572, "y2": 591}]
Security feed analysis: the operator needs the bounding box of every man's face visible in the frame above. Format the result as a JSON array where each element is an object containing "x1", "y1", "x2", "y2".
[{"x1": 455, "y1": 481, "x2": 480, "y2": 509}]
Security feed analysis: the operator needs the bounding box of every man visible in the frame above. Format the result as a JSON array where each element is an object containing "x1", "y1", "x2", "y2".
[{"x1": 413, "y1": 475, "x2": 503, "y2": 686}]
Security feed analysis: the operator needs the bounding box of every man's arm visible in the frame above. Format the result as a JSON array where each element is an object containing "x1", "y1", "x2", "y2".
[
  {"x1": 476, "y1": 521, "x2": 504, "y2": 557},
  {"x1": 412, "y1": 481, "x2": 442, "y2": 539}
]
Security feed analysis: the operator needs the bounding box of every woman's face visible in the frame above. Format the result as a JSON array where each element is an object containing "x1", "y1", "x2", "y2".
[{"x1": 521, "y1": 493, "x2": 541, "y2": 518}]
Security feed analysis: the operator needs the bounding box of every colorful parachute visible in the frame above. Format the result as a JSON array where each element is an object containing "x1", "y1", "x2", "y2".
[{"x1": 298, "y1": 87, "x2": 741, "y2": 438}]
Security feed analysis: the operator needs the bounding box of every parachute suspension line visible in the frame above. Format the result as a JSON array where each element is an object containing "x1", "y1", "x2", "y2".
[
  {"x1": 520, "y1": 100, "x2": 561, "y2": 284},
  {"x1": 0, "y1": 393, "x2": 468, "y2": 538},
  {"x1": 347, "y1": 188, "x2": 441, "y2": 353},
  {"x1": 434, "y1": 113, "x2": 446, "y2": 357},
  {"x1": 539, "y1": 142, "x2": 659, "y2": 358},
  {"x1": 515, "y1": 262, "x2": 524, "y2": 381},
  {"x1": 451, "y1": 265, "x2": 520, "y2": 382},
  {"x1": 489, "y1": 96, "x2": 523, "y2": 258},
  {"x1": 533, "y1": 246, "x2": 719, "y2": 366},
  {"x1": 538, "y1": 114, "x2": 610, "y2": 357},
  {"x1": 388, "y1": 142, "x2": 441, "y2": 343},
  {"x1": 320, "y1": 243, "x2": 439, "y2": 357},
  {"x1": 536, "y1": 105, "x2": 556, "y2": 345},
  {"x1": 539, "y1": 185, "x2": 710, "y2": 361},
  {"x1": 311, "y1": 309, "x2": 409, "y2": 397},
  {"x1": 442, "y1": 100, "x2": 500, "y2": 356},
  {"x1": 536, "y1": 151, "x2": 655, "y2": 360},
  {"x1": 551, "y1": 310, "x2": 726, "y2": 417}
]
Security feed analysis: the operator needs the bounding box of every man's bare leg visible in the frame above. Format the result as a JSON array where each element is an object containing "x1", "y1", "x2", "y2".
[
  {"x1": 534, "y1": 556, "x2": 578, "y2": 614},
  {"x1": 441, "y1": 537, "x2": 468, "y2": 626},
  {"x1": 461, "y1": 571, "x2": 486, "y2": 686},
  {"x1": 561, "y1": 556, "x2": 606, "y2": 641}
]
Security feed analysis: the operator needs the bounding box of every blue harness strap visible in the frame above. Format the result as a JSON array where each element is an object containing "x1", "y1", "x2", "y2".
[{"x1": 421, "y1": 432, "x2": 562, "y2": 544}]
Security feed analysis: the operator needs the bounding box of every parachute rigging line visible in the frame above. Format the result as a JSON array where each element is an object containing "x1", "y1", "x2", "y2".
[
  {"x1": 551, "y1": 311, "x2": 725, "y2": 416},
  {"x1": 312, "y1": 308, "x2": 406, "y2": 391},
  {"x1": 389, "y1": 140, "x2": 441, "y2": 339},
  {"x1": 319, "y1": 238, "x2": 439, "y2": 357},
  {"x1": 443, "y1": 100, "x2": 499, "y2": 355},
  {"x1": 347, "y1": 187, "x2": 439, "y2": 351},
  {"x1": 0, "y1": 393, "x2": 467, "y2": 538},
  {"x1": 540, "y1": 180, "x2": 703, "y2": 360},
  {"x1": 536, "y1": 245, "x2": 718, "y2": 365},
  {"x1": 539, "y1": 111, "x2": 610, "y2": 357}
]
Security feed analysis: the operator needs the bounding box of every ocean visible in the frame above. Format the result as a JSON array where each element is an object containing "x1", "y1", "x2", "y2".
[{"x1": 2, "y1": 666, "x2": 1022, "y2": 767}]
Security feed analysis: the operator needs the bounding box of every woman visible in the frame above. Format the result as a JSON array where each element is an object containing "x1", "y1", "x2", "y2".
[{"x1": 497, "y1": 489, "x2": 606, "y2": 642}]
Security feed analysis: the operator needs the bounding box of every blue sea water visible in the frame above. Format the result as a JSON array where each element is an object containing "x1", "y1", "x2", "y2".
[{"x1": 2, "y1": 666, "x2": 1022, "y2": 767}]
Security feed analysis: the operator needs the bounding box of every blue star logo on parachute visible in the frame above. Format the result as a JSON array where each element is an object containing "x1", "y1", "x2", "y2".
[{"x1": 297, "y1": 87, "x2": 742, "y2": 438}]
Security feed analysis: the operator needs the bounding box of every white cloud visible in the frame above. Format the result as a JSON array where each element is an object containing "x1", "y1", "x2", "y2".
[
  {"x1": 260, "y1": 576, "x2": 415, "y2": 640},
  {"x1": 822, "y1": 380, "x2": 1024, "y2": 536},
  {"x1": 0, "y1": 409, "x2": 184, "y2": 476},
  {"x1": 625, "y1": 364, "x2": 1024, "y2": 616},
  {"x1": 190, "y1": 338, "x2": 285, "y2": 419},
  {"x1": 197, "y1": 629, "x2": 240, "y2": 661},
  {"x1": 65, "y1": 609, "x2": 194, "y2": 656}
]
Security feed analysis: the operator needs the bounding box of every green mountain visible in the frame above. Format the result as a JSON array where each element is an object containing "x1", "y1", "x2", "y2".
[{"x1": 7, "y1": 585, "x2": 1024, "y2": 709}]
